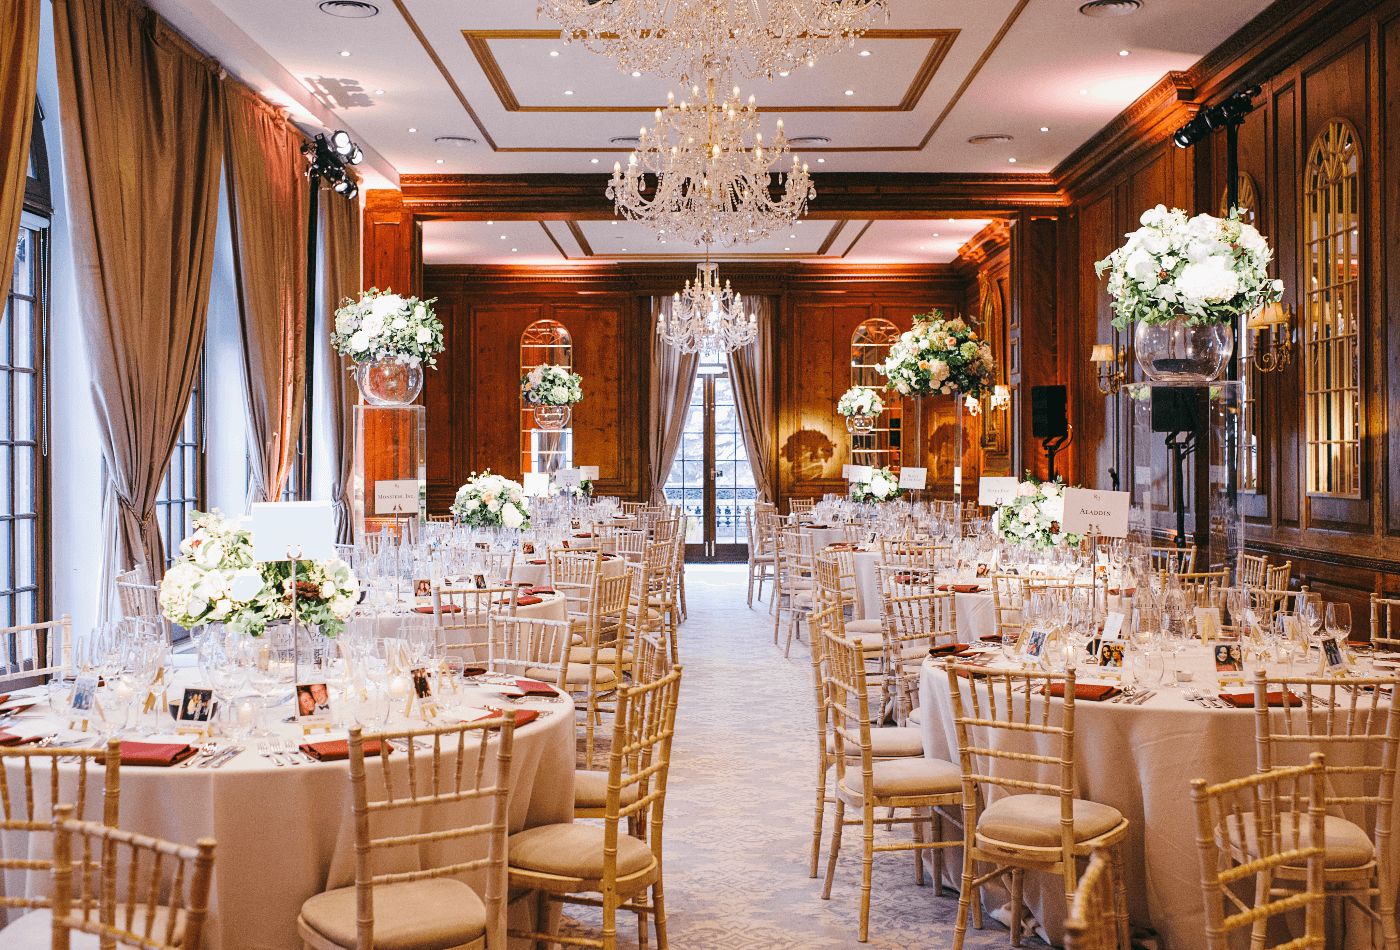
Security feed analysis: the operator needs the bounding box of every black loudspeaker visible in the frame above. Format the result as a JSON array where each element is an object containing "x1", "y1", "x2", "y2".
[
  {"x1": 1030, "y1": 385, "x2": 1068, "y2": 438},
  {"x1": 1150, "y1": 387, "x2": 1207, "y2": 434}
]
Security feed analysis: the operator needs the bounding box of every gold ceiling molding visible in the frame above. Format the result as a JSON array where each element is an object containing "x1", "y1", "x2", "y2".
[
  {"x1": 461, "y1": 29, "x2": 958, "y2": 115},
  {"x1": 955, "y1": 219, "x2": 1012, "y2": 266}
]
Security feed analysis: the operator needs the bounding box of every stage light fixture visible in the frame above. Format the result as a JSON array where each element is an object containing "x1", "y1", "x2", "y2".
[{"x1": 1172, "y1": 85, "x2": 1260, "y2": 148}]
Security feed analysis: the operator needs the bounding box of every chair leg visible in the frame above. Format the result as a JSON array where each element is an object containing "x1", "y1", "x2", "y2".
[
  {"x1": 932, "y1": 811, "x2": 944, "y2": 893},
  {"x1": 822, "y1": 799, "x2": 845, "y2": 900},
  {"x1": 1010, "y1": 868, "x2": 1025, "y2": 948},
  {"x1": 810, "y1": 760, "x2": 829, "y2": 878},
  {"x1": 912, "y1": 808, "x2": 926, "y2": 886},
  {"x1": 602, "y1": 885, "x2": 618, "y2": 950},
  {"x1": 652, "y1": 876, "x2": 670, "y2": 950},
  {"x1": 746, "y1": 564, "x2": 756, "y2": 606},
  {"x1": 952, "y1": 851, "x2": 974, "y2": 950},
  {"x1": 859, "y1": 805, "x2": 875, "y2": 943},
  {"x1": 534, "y1": 889, "x2": 551, "y2": 950},
  {"x1": 1109, "y1": 844, "x2": 1130, "y2": 950}
]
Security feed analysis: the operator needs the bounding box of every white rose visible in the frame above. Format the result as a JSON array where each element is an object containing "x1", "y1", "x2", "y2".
[
  {"x1": 360, "y1": 312, "x2": 384, "y2": 337},
  {"x1": 370, "y1": 294, "x2": 402, "y2": 319},
  {"x1": 1176, "y1": 257, "x2": 1239, "y2": 303},
  {"x1": 416, "y1": 327, "x2": 432, "y2": 344},
  {"x1": 1018, "y1": 504, "x2": 1037, "y2": 524},
  {"x1": 1126, "y1": 249, "x2": 1158, "y2": 286},
  {"x1": 348, "y1": 330, "x2": 371, "y2": 353},
  {"x1": 392, "y1": 317, "x2": 408, "y2": 330},
  {"x1": 208, "y1": 599, "x2": 231, "y2": 620},
  {"x1": 1040, "y1": 481, "x2": 1059, "y2": 497},
  {"x1": 501, "y1": 504, "x2": 524, "y2": 529},
  {"x1": 196, "y1": 539, "x2": 225, "y2": 569},
  {"x1": 1039, "y1": 496, "x2": 1064, "y2": 522}
]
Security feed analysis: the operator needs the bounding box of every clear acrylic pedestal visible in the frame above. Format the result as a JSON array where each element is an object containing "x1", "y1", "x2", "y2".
[{"x1": 351, "y1": 404, "x2": 426, "y2": 544}]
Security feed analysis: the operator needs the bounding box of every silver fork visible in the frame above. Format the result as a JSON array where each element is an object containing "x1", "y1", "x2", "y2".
[
  {"x1": 258, "y1": 740, "x2": 284, "y2": 767},
  {"x1": 278, "y1": 738, "x2": 304, "y2": 764}
]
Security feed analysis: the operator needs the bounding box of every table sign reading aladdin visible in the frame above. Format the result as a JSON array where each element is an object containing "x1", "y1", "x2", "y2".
[{"x1": 1060, "y1": 488, "x2": 1131, "y2": 538}]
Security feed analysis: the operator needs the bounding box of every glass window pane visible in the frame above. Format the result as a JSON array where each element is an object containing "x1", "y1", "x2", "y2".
[{"x1": 11, "y1": 230, "x2": 31, "y2": 298}]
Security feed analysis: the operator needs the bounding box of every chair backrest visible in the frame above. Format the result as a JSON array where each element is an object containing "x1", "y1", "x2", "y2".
[
  {"x1": 813, "y1": 550, "x2": 856, "y2": 610},
  {"x1": 479, "y1": 550, "x2": 516, "y2": 584},
  {"x1": 1149, "y1": 544, "x2": 1196, "y2": 574},
  {"x1": 0, "y1": 615, "x2": 72, "y2": 686},
  {"x1": 1252, "y1": 670, "x2": 1400, "y2": 851},
  {"x1": 549, "y1": 547, "x2": 603, "y2": 616},
  {"x1": 347, "y1": 717, "x2": 515, "y2": 949},
  {"x1": 487, "y1": 615, "x2": 572, "y2": 687},
  {"x1": 426, "y1": 513, "x2": 454, "y2": 523},
  {"x1": 621, "y1": 501, "x2": 646, "y2": 516},
  {"x1": 807, "y1": 604, "x2": 843, "y2": 760},
  {"x1": 50, "y1": 803, "x2": 215, "y2": 950},
  {"x1": 789, "y1": 497, "x2": 815, "y2": 515},
  {"x1": 882, "y1": 588, "x2": 958, "y2": 655},
  {"x1": 775, "y1": 527, "x2": 816, "y2": 580},
  {"x1": 989, "y1": 574, "x2": 1027, "y2": 644},
  {"x1": 649, "y1": 517, "x2": 680, "y2": 545},
  {"x1": 1237, "y1": 553, "x2": 1269, "y2": 589},
  {"x1": 1265, "y1": 560, "x2": 1293, "y2": 591},
  {"x1": 820, "y1": 619, "x2": 884, "y2": 795},
  {"x1": 1189, "y1": 755, "x2": 1327, "y2": 949},
  {"x1": 878, "y1": 539, "x2": 942, "y2": 570},
  {"x1": 613, "y1": 527, "x2": 647, "y2": 563},
  {"x1": 1371, "y1": 594, "x2": 1400, "y2": 651},
  {"x1": 432, "y1": 585, "x2": 517, "y2": 667},
  {"x1": 1170, "y1": 569, "x2": 1230, "y2": 607},
  {"x1": 115, "y1": 566, "x2": 172, "y2": 642},
  {"x1": 1063, "y1": 847, "x2": 1117, "y2": 950},
  {"x1": 1, "y1": 738, "x2": 121, "y2": 914},
  {"x1": 598, "y1": 667, "x2": 683, "y2": 877}
]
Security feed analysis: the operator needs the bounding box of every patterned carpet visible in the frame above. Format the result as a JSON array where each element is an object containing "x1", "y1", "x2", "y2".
[{"x1": 561, "y1": 563, "x2": 1033, "y2": 949}]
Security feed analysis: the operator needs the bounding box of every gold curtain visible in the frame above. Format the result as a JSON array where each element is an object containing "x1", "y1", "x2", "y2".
[
  {"x1": 51, "y1": 0, "x2": 224, "y2": 587},
  {"x1": 648, "y1": 297, "x2": 699, "y2": 504},
  {"x1": 322, "y1": 187, "x2": 360, "y2": 542},
  {"x1": 726, "y1": 296, "x2": 776, "y2": 503},
  {"x1": 223, "y1": 82, "x2": 308, "y2": 503},
  {"x1": 0, "y1": 0, "x2": 40, "y2": 306}
]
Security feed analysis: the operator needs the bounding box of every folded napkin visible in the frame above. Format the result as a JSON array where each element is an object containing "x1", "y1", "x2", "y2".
[
  {"x1": 299, "y1": 738, "x2": 386, "y2": 762},
  {"x1": 573, "y1": 533, "x2": 593, "y2": 539},
  {"x1": 514, "y1": 595, "x2": 544, "y2": 606},
  {"x1": 601, "y1": 553, "x2": 618, "y2": 560},
  {"x1": 513, "y1": 678, "x2": 557, "y2": 696},
  {"x1": 979, "y1": 634, "x2": 1003, "y2": 643},
  {"x1": 927, "y1": 642, "x2": 972, "y2": 657},
  {"x1": 115, "y1": 741, "x2": 197, "y2": 767},
  {"x1": 527, "y1": 559, "x2": 548, "y2": 565},
  {"x1": 937, "y1": 583, "x2": 985, "y2": 594},
  {"x1": 468, "y1": 708, "x2": 541, "y2": 727},
  {"x1": 1107, "y1": 587, "x2": 1137, "y2": 596},
  {"x1": 527, "y1": 586, "x2": 556, "y2": 595},
  {"x1": 1044, "y1": 683, "x2": 1122, "y2": 702},
  {"x1": 0, "y1": 731, "x2": 42, "y2": 746},
  {"x1": 412, "y1": 604, "x2": 461, "y2": 615},
  {"x1": 1217, "y1": 691, "x2": 1303, "y2": 709}
]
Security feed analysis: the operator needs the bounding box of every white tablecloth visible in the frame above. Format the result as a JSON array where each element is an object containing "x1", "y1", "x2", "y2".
[
  {"x1": 802, "y1": 525, "x2": 850, "y2": 551},
  {"x1": 366, "y1": 590, "x2": 570, "y2": 641},
  {"x1": 513, "y1": 554, "x2": 626, "y2": 589},
  {"x1": 0, "y1": 677, "x2": 575, "y2": 949},
  {"x1": 850, "y1": 551, "x2": 996, "y2": 639}
]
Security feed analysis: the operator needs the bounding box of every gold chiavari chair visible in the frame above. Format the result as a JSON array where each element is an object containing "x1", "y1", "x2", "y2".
[
  {"x1": 613, "y1": 527, "x2": 646, "y2": 565},
  {"x1": 821, "y1": 618, "x2": 964, "y2": 943},
  {"x1": 1251, "y1": 669, "x2": 1400, "y2": 948},
  {"x1": 1063, "y1": 847, "x2": 1118, "y2": 950},
  {"x1": 0, "y1": 615, "x2": 71, "y2": 688},
  {"x1": 1238, "y1": 553, "x2": 1270, "y2": 589},
  {"x1": 427, "y1": 513, "x2": 454, "y2": 524},
  {"x1": 1265, "y1": 560, "x2": 1293, "y2": 591},
  {"x1": 620, "y1": 501, "x2": 646, "y2": 517},
  {"x1": 0, "y1": 739, "x2": 121, "y2": 944},
  {"x1": 669, "y1": 522, "x2": 688, "y2": 624},
  {"x1": 489, "y1": 614, "x2": 573, "y2": 689},
  {"x1": 1190, "y1": 753, "x2": 1328, "y2": 950},
  {"x1": 790, "y1": 497, "x2": 816, "y2": 516},
  {"x1": 989, "y1": 574, "x2": 1027, "y2": 649},
  {"x1": 432, "y1": 585, "x2": 519, "y2": 669},
  {"x1": 298, "y1": 718, "x2": 516, "y2": 950},
  {"x1": 1168, "y1": 569, "x2": 1231, "y2": 608},
  {"x1": 624, "y1": 564, "x2": 674, "y2": 687},
  {"x1": 881, "y1": 588, "x2": 957, "y2": 725},
  {"x1": 878, "y1": 539, "x2": 943, "y2": 571},
  {"x1": 744, "y1": 507, "x2": 776, "y2": 607},
  {"x1": 509, "y1": 667, "x2": 682, "y2": 950},
  {"x1": 550, "y1": 547, "x2": 605, "y2": 630},
  {"x1": 571, "y1": 570, "x2": 636, "y2": 769},
  {"x1": 774, "y1": 526, "x2": 817, "y2": 657},
  {"x1": 648, "y1": 517, "x2": 680, "y2": 547},
  {"x1": 944, "y1": 665, "x2": 1130, "y2": 950},
  {"x1": 634, "y1": 539, "x2": 680, "y2": 667},
  {"x1": 1371, "y1": 593, "x2": 1400, "y2": 652},
  {"x1": 478, "y1": 549, "x2": 517, "y2": 585},
  {"x1": 1150, "y1": 544, "x2": 1196, "y2": 574},
  {"x1": 1247, "y1": 587, "x2": 1307, "y2": 630},
  {"x1": 48, "y1": 804, "x2": 216, "y2": 950}
]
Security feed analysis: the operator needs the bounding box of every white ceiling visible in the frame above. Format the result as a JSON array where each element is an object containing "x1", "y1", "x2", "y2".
[
  {"x1": 148, "y1": 0, "x2": 1274, "y2": 181},
  {"x1": 421, "y1": 217, "x2": 994, "y2": 266}
]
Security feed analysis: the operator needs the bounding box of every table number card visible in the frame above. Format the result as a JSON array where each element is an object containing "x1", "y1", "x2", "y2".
[
  {"x1": 373, "y1": 479, "x2": 420, "y2": 516},
  {"x1": 522, "y1": 472, "x2": 551, "y2": 497},
  {"x1": 554, "y1": 469, "x2": 583, "y2": 490},
  {"x1": 977, "y1": 476, "x2": 1019, "y2": 507},
  {"x1": 849, "y1": 465, "x2": 874, "y2": 484},
  {"x1": 1060, "y1": 488, "x2": 1131, "y2": 538},
  {"x1": 579, "y1": 465, "x2": 600, "y2": 481},
  {"x1": 898, "y1": 467, "x2": 927, "y2": 490}
]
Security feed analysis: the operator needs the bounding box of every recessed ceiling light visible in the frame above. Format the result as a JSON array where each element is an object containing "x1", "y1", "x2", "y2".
[
  {"x1": 374, "y1": 88, "x2": 384, "y2": 95},
  {"x1": 1119, "y1": 49, "x2": 1131, "y2": 56},
  {"x1": 1039, "y1": 126, "x2": 1050, "y2": 132},
  {"x1": 779, "y1": 70, "x2": 790, "y2": 77},
  {"x1": 499, "y1": 234, "x2": 507, "y2": 239},
  {"x1": 631, "y1": 71, "x2": 642, "y2": 77},
  {"x1": 1078, "y1": 0, "x2": 1142, "y2": 16},
  {"x1": 338, "y1": 50, "x2": 351, "y2": 57},
  {"x1": 434, "y1": 159, "x2": 443, "y2": 164},
  {"x1": 660, "y1": 240, "x2": 667, "y2": 244},
  {"x1": 610, "y1": 220, "x2": 617, "y2": 225},
  {"x1": 932, "y1": 232, "x2": 940, "y2": 237},
  {"x1": 1008, "y1": 157, "x2": 1017, "y2": 163},
  {"x1": 859, "y1": 49, "x2": 871, "y2": 57},
  {"x1": 549, "y1": 50, "x2": 559, "y2": 57},
  {"x1": 789, "y1": 233, "x2": 796, "y2": 238},
  {"x1": 590, "y1": 158, "x2": 599, "y2": 164},
  {"x1": 319, "y1": 1, "x2": 379, "y2": 18},
  {"x1": 817, "y1": 157, "x2": 825, "y2": 163},
  {"x1": 844, "y1": 89, "x2": 855, "y2": 96},
  {"x1": 784, "y1": 247, "x2": 791, "y2": 251},
  {"x1": 407, "y1": 127, "x2": 417, "y2": 133},
  {"x1": 487, "y1": 220, "x2": 494, "y2": 225},
  {"x1": 563, "y1": 89, "x2": 574, "y2": 96},
  {"x1": 621, "y1": 247, "x2": 627, "y2": 251},
  {"x1": 947, "y1": 218, "x2": 955, "y2": 223},
  {"x1": 1080, "y1": 88, "x2": 1089, "y2": 95},
  {"x1": 511, "y1": 248, "x2": 518, "y2": 252}
]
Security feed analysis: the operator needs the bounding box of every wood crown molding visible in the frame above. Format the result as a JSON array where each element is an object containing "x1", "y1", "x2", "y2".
[{"x1": 954, "y1": 219, "x2": 1012, "y2": 270}]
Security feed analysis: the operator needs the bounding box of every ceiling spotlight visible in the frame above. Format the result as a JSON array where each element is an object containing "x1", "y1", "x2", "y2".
[
  {"x1": 859, "y1": 49, "x2": 871, "y2": 57},
  {"x1": 564, "y1": 89, "x2": 574, "y2": 96},
  {"x1": 374, "y1": 88, "x2": 385, "y2": 95},
  {"x1": 435, "y1": 159, "x2": 444, "y2": 164},
  {"x1": 1078, "y1": 0, "x2": 1142, "y2": 16},
  {"x1": 487, "y1": 220, "x2": 494, "y2": 225},
  {"x1": 303, "y1": 130, "x2": 363, "y2": 202},
  {"x1": 779, "y1": 70, "x2": 790, "y2": 77},
  {"x1": 1040, "y1": 126, "x2": 1050, "y2": 132},
  {"x1": 511, "y1": 248, "x2": 518, "y2": 252},
  {"x1": 816, "y1": 157, "x2": 825, "y2": 163},
  {"x1": 844, "y1": 89, "x2": 855, "y2": 96},
  {"x1": 591, "y1": 158, "x2": 599, "y2": 164},
  {"x1": 500, "y1": 234, "x2": 507, "y2": 239},
  {"x1": 1118, "y1": 49, "x2": 1131, "y2": 56},
  {"x1": 338, "y1": 50, "x2": 351, "y2": 57},
  {"x1": 932, "y1": 232, "x2": 940, "y2": 237},
  {"x1": 408, "y1": 127, "x2": 417, "y2": 133},
  {"x1": 549, "y1": 50, "x2": 560, "y2": 57},
  {"x1": 631, "y1": 70, "x2": 642, "y2": 77},
  {"x1": 1008, "y1": 157, "x2": 1017, "y2": 163},
  {"x1": 1172, "y1": 85, "x2": 1261, "y2": 148},
  {"x1": 330, "y1": 130, "x2": 352, "y2": 154},
  {"x1": 318, "y1": 1, "x2": 379, "y2": 17},
  {"x1": 1079, "y1": 88, "x2": 1089, "y2": 95},
  {"x1": 784, "y1": 247, "x2": 791, "y2": 251}
]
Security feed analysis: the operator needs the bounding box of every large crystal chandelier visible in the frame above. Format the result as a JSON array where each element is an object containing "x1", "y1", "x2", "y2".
[
  {"x1": 607, "y1": 79, "x2": 814, "y2": 247},
  {"x1": 660, "y1": 259, "x2": 757, "y2": 356},
  {"x1": 537, "y1": 0, "x2": 888, "y2": 83}
]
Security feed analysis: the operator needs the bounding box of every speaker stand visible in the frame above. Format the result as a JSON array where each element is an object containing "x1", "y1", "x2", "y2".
[
  {"x1": 1041, "y1": 432, "x2": 1070, "y2": 482},
  {"x1": 1165, "y1": 430, "x2": 1198, "y2": 549}
]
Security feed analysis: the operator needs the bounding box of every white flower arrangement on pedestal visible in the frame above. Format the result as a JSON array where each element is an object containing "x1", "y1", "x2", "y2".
[
  {"x1": 877, "y1": 311, "x2": 996, "y2": 414},
  {"x1": 1094, "y1": 205, "x2": 1283, "y2": 329},
  {"x1": 521, "y1": 365, "x2": 584, "y2": 406},
  {"x1": 991, "y1": 476, "x2": 1082, "y2": 551},
  {"x1": 837, "y1": 386, "x2": 885, "y2": 418},
  {"x1": 850, "y1": 466, "x2": 904, "y2": 504},
  {"x1": 331, "y1": 288, "x2": 444, "y2": 366},
  {"x1": 451, "y1": 471, "x2": 531, "y2": 529}
]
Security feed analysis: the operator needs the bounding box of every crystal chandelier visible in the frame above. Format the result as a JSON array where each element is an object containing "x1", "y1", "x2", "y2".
[
  {"x1": 537, "y1": 0, "x2": 887, "y2": 83},
  {"x1": 660, "y1": 258, "x2": 757, "y2": 357},
  {"x1": 607, "y1": 79, "x2": 814, "y2": 247}
]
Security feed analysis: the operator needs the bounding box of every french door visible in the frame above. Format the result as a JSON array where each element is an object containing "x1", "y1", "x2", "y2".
[{"x1": 662, "y1": 358, "x2": 756, "y2": 561}]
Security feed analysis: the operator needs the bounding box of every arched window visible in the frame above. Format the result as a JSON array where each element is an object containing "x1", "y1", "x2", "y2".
[
  {"x1": 1302, "y1": 121, "x2": 1361, "y2": 497},
  {"x1": 1221, "y1": 173, "x2": 1261, "y2": 493},
  {"x1": 520, "y1": 319, "x2": 573, "y2": 474},
  {"x1": 849, "y1": 318, "x2": 901, "y2": 473}
]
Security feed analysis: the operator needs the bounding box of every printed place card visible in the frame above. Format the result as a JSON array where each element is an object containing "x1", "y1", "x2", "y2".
[
  {"x1": 849, "y1": 465, "x2": 874, "y2": 483},
  {"x1": 373, "y1": 479, "x2": 420, "y2": 515},
  {"x1": 1060, "y1": 488, "x2": 1131, "y2": 538},
  {"x1": 554, "y1": 469, "x2": 582, "y2": 489},
  {"x1": 841, "y1": 464, "x2": 853, "y2": 480},
  {"x1": 522, "y1": 472, "x2": 551, "y2": 497},
  {"x1": 898, "y1": 467, "x2": 928, "y2": 490},
  {"x1": 978, "y1": 476, "x2": 1020, "y2": 507},
  {"x1": 579, "y1": 465, "x2": 600, "y2": 481},
  {"x1": 251, "y1": 501, "x2": 336, "y2": 562}
]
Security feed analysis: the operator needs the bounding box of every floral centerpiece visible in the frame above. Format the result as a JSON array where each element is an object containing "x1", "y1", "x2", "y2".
[
  {"x1": 521, "y1": 365, "x2": 584, "y2": 406},
  {"x1": 331, "y1": 288, "x2": 444, "y2": 406},
  {"x1": 451, "y1": 471, "x2": 531, "y2": 529},
  {"x1": 837, "y1": 386, "x2": 885, "y2": 418},
  {"x1": 991, "y1": 476, "x2": 1082, "y2": 551},
  {"x1": 877, "y1": 311, "x2": 996, "y2": 413},
  {"x1": 158, "y1": 510, "x2": 358, "y2": 636},
  {"x1": 1094, "y1": 205, "x2": 1283, "y2": 380},
  {"x1": 850, "y1": 466, "x2": 904, "y2": 504}
]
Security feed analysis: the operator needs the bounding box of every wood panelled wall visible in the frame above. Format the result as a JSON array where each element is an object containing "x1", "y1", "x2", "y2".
[{"x1": 1057, "y1": 0, "x2": 1400, "y2": 616}]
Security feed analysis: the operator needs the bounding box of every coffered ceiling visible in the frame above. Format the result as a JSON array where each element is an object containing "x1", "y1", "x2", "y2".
[{"x1": 151, "y1": 0, "x2": 1274, "y2": 184}]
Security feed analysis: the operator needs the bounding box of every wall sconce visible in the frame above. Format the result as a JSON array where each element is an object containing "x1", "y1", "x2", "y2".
[
  {"x1": 1090, "y1": 343, "x2": 1126, "y2": 395},
  {"x1": 990, "y1": 384, "x2": 1011, "y2": 410},
  {"x1": 1246, "y1": 301, "x2": 1293, "y2": 373}
]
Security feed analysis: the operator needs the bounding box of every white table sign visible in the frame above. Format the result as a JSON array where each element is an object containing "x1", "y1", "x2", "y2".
[
  {"x1": 841, "y1": 464, "x2": 853, "y2": 480},
  {"x1": 952, "y1": 466, "x2": 963, "y2": 494},
  {"x1": 849, "y1": 465, "x2": 874, "y2": 483},
  {"x1": 579, "y1": 465, "x2": 600, "y2": 481},
  {"x1": 522, "y1": 472, "x2": 551, "y2": 497},
  {"x1": 978, "y1": 476, "x2": 1020, "y2": 507},
  {"x1": 898, "y1": 467, "x2": 927, "y2": 490},
  {"x1": 1061, "y1": 487, "x2": 1131, "y2": 538},
  {"x1": 554, "y1": 469, "x2": 582, "y2": 489},
  {"x1": 373, "y1": 479, "x2": 420, "y2": 515},
  {"x1": 251, "y1": 501, "x2": 336, "y2": 562}
]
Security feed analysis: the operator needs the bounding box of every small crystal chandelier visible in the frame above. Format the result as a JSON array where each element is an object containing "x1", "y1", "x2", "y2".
[
  {"x1": 607, "y1": 79, "x2": 814, "y2": 247},
  {"x1": 537, "y1": 0, "x2": 888, "y2": 83},
  {"x1": 660, "y1": 258, "x2": 757, "y2": 357}
]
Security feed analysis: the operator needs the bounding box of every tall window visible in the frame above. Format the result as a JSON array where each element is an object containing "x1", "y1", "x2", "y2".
[
  {"x1": 155, "y1": 369, "x2": 204, "y2": 560},
  {"x1": 1223, "y1": 175, "x2": 1262, "y2": 492},
  {"x1": 1302, "y1": 121, "x2": 1362, "y2": 497},
  {"x1": 520, "y1": 319, "x2": 573, "y2": 474},
  {"x1": 849, "y1": 318, "x2": 901, "y2": 472},
  {"x1": 2, "y1": 105, "x2": 52, "y2": 626}
]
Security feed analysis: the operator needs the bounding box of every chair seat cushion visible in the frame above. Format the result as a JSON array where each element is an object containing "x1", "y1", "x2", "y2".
[
  {"x1": 839, "y1": 757, "x2": 962, "y2": 800},
  {"x1": 827, "y1": 726, "x2": 924, "y2": 758},
  {"x1": 300, "y1": 878, "x2": 486, "y2": 950},
  {"x1": 509, "y1": 823, "x2": 655, "y2": 880},
  {"x1": 845, "y1": 618, "x2": 883, "y2": 635},
  {"x1": 1231, "y1": 812, "x2": 1375, "y2": 869},
  {"x1": 574, "y1": 769, "x2": 641, "y2": 809},
  {"x1": 568, "y1": 646, "x2": 634, "y2": 667},
  {"x1": 978, "y1": 794, "x2": 1125, "y2": 849},
  {"x1": 529, "y1": 665, "x2": 615, "y2": 687}
]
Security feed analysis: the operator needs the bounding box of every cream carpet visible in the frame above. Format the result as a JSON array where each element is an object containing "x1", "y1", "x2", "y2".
[{"x1": 561, "y1": 563, "x2": 1036, "y2": 949}]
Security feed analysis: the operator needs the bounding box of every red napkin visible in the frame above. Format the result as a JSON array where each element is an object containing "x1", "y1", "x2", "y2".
[
  {"x1": 574, "y1": 533, "x2": 593, "y2": 539},
  {"x1": 515, "y1": 595, "x2": 543, "y2": 606},
  {"x1": 928, "y1": 642, "x2": 972, "y2": 657},
  {"x1": 0, "y1": 731, "x2": 42, "y2": 746},
  {"x1": 601, "y1": 553, "x2": 618, "y2": 560},
  {"x1": 1107, "y1": 587, "x2": 1137, "y2": 596},
  {"x1": 527, "y1": 586, "x2": 556, "y2": 595},
  {"x1": 299, "y1": 738, "x2": 386, "y2": 762},
  {"x1": 1045, "y1": 683, "x2": 1122, "y2": 702},
  {"x1": 115, "y1": 741, "x2": 197, "y2": 767},
  {"x1": 528, "y1": 559, "x2": 548, "y2": 565},
  {"x1": 938, "y1": 583, "x2": 984, "y2": 594},
  {"x1": 468, "y1": 708, "x2": 541, "y2": 727},
  {"x1": 513, "y1": 678, "x2": 556, "y2": 696},
  {"x1": 979, "y1": 634, "x2": 1003, "y2": 643},
  {"x1": 412, "y1": 604, "x2": 461, "y2": 615},
  {"x1": 1217, "y1": 691, "x2": 1303, "y2": 708}
]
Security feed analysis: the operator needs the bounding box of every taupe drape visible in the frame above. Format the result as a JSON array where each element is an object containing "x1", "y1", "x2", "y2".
[
  {"x1": 223, "y1": 83, "x2": 308, "y2": 504},
  {"x1": 52, "y1": 0, "x2": 224, "y2": 589},
  {"x1": 321, "y1": 186, "x2": 360, "y2": 543},
  {"x1": 648, "y1": 297, "x2": 699, "y2": 504},
  {"x1": 727, "y1": 296, "x2": 777, "y2": 503},
  {"x1": 0, "y1": 0, "x2": 40, "y2": 307}
]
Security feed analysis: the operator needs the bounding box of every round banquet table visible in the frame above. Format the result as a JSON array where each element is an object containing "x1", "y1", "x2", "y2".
[
  {"x1": 916, "y1": 650, "x2": 1398, "y2": 948},
  {"x1": 365, "y1": 589, "x2": 570, "y2": 641},
  {"x1": 513, "y1": 552, "x2": 626, "y2": 589},
  {"x1": 802, "y1": 525, "x2": 850, "y2": 551},
  {"x1": 0, "y1": 673, "x2": 575, "y2": 950},
  {"x1": 850, "y1": 550, "x2": 996, "y2": 639}
]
